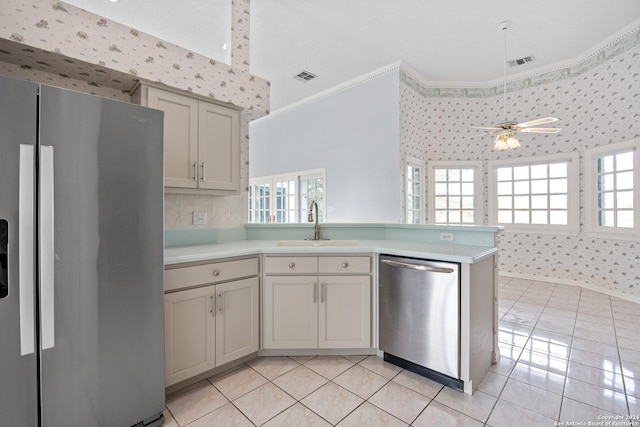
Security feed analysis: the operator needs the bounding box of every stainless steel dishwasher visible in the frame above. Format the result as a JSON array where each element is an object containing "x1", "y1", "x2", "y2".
[{"x1": 379, "y1": 254, "x2": 462, "y2": 391}]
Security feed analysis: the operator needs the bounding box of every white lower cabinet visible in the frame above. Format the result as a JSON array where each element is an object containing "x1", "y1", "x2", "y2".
[
  {"x1": 215, "y1": 278, "x2": 260, "y2": 366},
  {"x1": 164, "y1": 286, "x2": 215, "y2": 386},
  {"x1": 263, "y1": 255, "x2": 372, "y2": 350},
  {"x1": 263, "y1": 276, "x2": 318, "y2": 349},
  {"x1": 319, "y1": 276, "x2": 370, "y2": 348},
  {"x1": 164, "y1": 257, "x2": 259, "y2": 387}
]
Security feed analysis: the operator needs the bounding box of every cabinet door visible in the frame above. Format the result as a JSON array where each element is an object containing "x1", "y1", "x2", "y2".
[
  {"x1": 319, "y1": 276, "x2": 371, "y2": 349},
  {"x1": 215, "y1": 277, "x2": 259, "y2": 366},
  {"x1": 164, "y1": 286, "x2": 215, "y2": 386},
  {"x1": 147, "y1": 87, "x2": 199, "y2": 188},
  {"x1": 198, "y1": 101, "x2": 240, "y2": 191},
  {"x1": 263, "y1": 276, "x2": 318, "y2": 349}
]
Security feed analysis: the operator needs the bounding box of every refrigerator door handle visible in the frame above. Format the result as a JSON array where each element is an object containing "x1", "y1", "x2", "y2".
[
  {"x1": 40, "y1": 146, "x2": 55, "y2": 350},
  {"x1": 19, "y1": 145, "x2": 35, "y2": 356}
]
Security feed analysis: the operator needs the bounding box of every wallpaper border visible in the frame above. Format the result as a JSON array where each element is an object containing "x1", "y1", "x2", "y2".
[{"x1": 400, "y1": 23, "x2": 640, "y2": 99}]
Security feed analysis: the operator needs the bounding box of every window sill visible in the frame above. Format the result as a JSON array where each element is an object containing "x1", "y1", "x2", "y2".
[
  {"x1": 498, "y1": 226, "x2": 580, "y2": 236},
  {"x1": 584, "y1": 230, "x2": 640, "y2": 241}
]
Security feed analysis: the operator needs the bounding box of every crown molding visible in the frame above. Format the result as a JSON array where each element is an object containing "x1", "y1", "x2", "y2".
[
  {"x1": 254, "y1": 18, "x2": 640, "y2": 118},
  {"x1": 401, "y1": 19, "x2": 640, "y2": 98},
  {"x1": 251, "y1": 61, "x2": 402, "y2": 123}
]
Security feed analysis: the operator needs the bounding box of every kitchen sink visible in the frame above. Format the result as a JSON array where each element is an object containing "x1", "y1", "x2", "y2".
[{"x1": 276, "y1": 240, "x2": 360, "y2": 247}]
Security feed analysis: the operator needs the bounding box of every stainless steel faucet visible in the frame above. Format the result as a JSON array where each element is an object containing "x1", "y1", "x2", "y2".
[{"x1": 307, "y1": 200, "x2": 320, "y2": 240}]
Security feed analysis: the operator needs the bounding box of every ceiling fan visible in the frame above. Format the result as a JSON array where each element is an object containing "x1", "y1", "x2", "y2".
[{"x1": 474, "y1": 21, "x2": 561, "y2": 150}]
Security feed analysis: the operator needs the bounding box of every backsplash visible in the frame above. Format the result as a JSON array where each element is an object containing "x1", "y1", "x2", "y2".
[
  {"x1": 164, "y1": 193, "x2": 246, "y2": 230},
  {"x1": 399, "y1": 41, "x2": 640, "y2": 297}
]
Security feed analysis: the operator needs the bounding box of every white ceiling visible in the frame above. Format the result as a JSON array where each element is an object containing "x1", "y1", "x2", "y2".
[{"x1": 64, "y1": 1, "x2": 640, "y2": 111}]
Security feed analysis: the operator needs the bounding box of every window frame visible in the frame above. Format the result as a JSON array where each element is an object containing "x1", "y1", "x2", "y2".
[
  {"x1": 584, "y1": 139, "x2": 639, "y2": 240},
  {"x1": 487, "y1": 152, "x2": 580, "y2": 235},
  {"x1": 247, "y1": 180, "x2": 272, "y2": 224},
  {"x1": 248, "y1": 168, "x2": 326, "y2": 224},
  {"x1": 428, "y1": 160, "x2": 484, "y2": 225},
  {"x1": 405, "y1": 157, "x2": 425, "y2": 224}
]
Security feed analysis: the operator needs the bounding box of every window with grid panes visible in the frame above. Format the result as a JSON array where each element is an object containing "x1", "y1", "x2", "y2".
[
  {"x1": 248, "y1": 182, "x2": 270, "y2": 223},
  {"x1": 596, "y1": 152, "x2": 634, "y2": 227},
  {"x1": 274, "y1": 180, "x2": 297, "y2": 223},
  {"x1": 300, "y1": 175, "x2": 324, "y2": 223},
  {"x1": 248, "y1": 169, "x2": 325, "y2": 223},
  {"x1": 406, "y1": 158, "x2": 424, "y2": 224},
  {"x1": 585, "y1": 139, "x2": 639, "y2": 239},
  {"x1": 488, "y1": 153, "x2": 579, "y2": 233},
  {"x1": 428, "y1": 162, "x2": 482, "y2": 224}
]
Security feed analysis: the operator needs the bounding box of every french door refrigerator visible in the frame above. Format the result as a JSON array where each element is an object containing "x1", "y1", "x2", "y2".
[{"x1": 0, "y1": 75, "x2": 165, "y2": 426}]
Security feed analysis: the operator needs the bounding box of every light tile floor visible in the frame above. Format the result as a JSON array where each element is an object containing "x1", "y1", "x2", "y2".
[{"x1": 164, "y1": 277, "x2": 640, "y2": 426}]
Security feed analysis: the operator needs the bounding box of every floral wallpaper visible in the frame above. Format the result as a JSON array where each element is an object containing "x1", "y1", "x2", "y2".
[
  {"x1": 231, "y1": 0, "x2": 250, "y2": 72},
  {"x1": 0, "y1": 0, "x2": 269, "y2": 231},
  {"x1": 399, "y1": 31, "x2": 640, "y2": 298},
  {"x1": 0, "y1": 58, "x2": 130, "y2": 100},
  {"x1": 0, "y1": 0, "x2": 269, "y2": 113}
]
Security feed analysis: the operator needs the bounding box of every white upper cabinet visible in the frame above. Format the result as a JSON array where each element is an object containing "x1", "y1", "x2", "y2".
[
  {"x1": 135, "y1": 85, "x2": 240, "y2": 193},
  {"x1": 198, "y1": 101, "x2": 239, "y2": 191}
]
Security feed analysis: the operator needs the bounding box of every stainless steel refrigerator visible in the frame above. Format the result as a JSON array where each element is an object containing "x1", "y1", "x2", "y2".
[{"x1": 0, "y1": 75, "x2": 165, "y2": 426}]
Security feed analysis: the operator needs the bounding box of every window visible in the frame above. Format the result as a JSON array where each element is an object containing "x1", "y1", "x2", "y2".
[
  {"x1": 406, "y1": 157, "x2": 425, "y2": 224},
  {"x1": 300, "y1": 175, "x2": 324, "y2": 223},
  {"x1": 273, "y1": 179, "x2": 297, "y2": 223},
  {"x1": 248, "y1": 182, "x2": 271, "y2": 223},
  {"x1": 585, "y1": 139, "x2": 639, "y2": 239},
  {"x1": 488, "y1": 153, "x2": 579, "y2": 234},
  {"x1": 248, "y1": 169, "x2": 325, "y2": 223},
  {"x1": 428, "y1": 161, "x2": 483, "y2": 224}
]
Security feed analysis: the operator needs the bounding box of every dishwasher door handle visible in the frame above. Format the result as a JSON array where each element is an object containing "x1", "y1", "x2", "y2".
[{"x1": 381, "y1": 258, "x2": 455, "y2": 274}]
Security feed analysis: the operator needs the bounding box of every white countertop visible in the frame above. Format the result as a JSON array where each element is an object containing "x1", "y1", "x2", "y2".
[{"x1": 164, "y1": 239, "x2": 497, "y2": 266}]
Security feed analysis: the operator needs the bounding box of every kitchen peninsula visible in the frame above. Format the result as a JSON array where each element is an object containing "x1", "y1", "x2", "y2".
[{"x1": 164, "y1": 223, "x2": 501, "y2": 396}]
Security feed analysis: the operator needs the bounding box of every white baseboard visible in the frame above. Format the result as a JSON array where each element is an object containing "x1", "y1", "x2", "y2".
[{"x1": 499, "y1": 271, "x2": 640, "y2": 305}]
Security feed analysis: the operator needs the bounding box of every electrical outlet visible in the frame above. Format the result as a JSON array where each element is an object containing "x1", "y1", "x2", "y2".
[
  {"x1": 440, "y1": 232, "x2": 454, "y2": 242},
  {"x1": 192, "y1": 211, "x2": 207, "y2": 225}
]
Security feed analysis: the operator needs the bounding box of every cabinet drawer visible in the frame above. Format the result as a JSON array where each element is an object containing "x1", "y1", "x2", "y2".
[
  {"x1": 318, "y1": 256, "x2": 371, "y2": 274},
  {"x1": 165, "y1": 257, "x2": 259, "y2": 292},
  {"x1": 264, "y1": 256, "x2": 318, "y2": 274}
]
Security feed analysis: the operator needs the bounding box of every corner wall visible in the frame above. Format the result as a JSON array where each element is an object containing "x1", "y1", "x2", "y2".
[
  {"x1": 250, "y1": 67, "x2": 403, "y2": 222},
  {"x1": 400, "y1": 43, "x2": 640, "y2": 297}
]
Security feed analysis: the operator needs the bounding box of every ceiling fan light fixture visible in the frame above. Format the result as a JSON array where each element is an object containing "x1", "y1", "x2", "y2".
[{"x1": 494, "y1": 132, "x2": 520, "y2": 150}]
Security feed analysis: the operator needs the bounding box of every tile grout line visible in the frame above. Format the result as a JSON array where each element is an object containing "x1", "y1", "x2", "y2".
[
  {"x1": 609, "y1": 296, "x2": 632, "y2": 416},
  {"x1": 555, "y1": 283, "x2": 580, "y2": 423},
  {"x1": 409, "y1": 384, "x2": 447, "y2": 426},
  {"x1": 492, "y1": 279, "x2": 576, "y2": 423},
  {"x1": 329, "y1": 365, "x2": 397, "y2": 426},
  {"x1": 486, "y1": 278, "x2": 543, "y2": 425}
]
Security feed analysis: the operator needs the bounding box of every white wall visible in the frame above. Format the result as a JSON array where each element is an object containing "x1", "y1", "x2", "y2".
[{"x1": 250, "y1": 68, "x2": 402, "y2": 222}]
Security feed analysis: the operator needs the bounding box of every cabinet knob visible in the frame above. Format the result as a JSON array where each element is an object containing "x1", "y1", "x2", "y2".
[
  {"x1": 288, "y1": 262, "x2": 295, "y2": 269},
  {"x1": 342, "y1": 262, "x2": 349, "y2": 268},
  {"x1": 213, "y1": 270, "x2": 220, "y2": 277}
]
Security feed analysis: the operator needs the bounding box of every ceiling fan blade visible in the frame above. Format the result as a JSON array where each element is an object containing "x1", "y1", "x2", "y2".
[
  {"x1": 520, "y1": 127, "x2": 561, "y2": 134},
  {"x1": 516, "y1": 117, "x2": 559, "y2": 128},
  {"x1": 472, "y1": 126, "x2": 502, "y2": 131}
]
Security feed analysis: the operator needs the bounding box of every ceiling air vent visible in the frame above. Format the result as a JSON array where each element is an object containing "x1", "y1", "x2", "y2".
[
  {"x1": 507, "y1": 55, "x2": 536, "y2": 67},
  {"x1": 293, "y1": 70, "x2": 317, "y2": 82}
]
